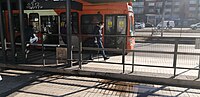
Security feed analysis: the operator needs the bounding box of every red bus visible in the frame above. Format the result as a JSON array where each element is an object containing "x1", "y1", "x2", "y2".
[
  {"x1": 3, "y1": 0, "x2": 82, "y2": 47},
  {"x1": 3, "y1": 0, "x2": 135, "y2": 50},
  {"x1": 78, "y1": 0, "x2": 135, "y2": 50}
]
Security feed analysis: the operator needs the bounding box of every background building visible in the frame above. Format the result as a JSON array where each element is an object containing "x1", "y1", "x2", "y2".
[
  {"x1": 133, "y1": 0, "x2": 200, "y2": 27},
  {"x1": 133, "y1": 0, "x2": 145, "y2": 22}
]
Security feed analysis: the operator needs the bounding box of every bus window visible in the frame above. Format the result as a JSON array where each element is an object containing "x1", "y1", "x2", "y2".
[
  {"x1": 24, "y1": 14, "x2": 28, "y2": 28},
  {"x1": 72, "y1": 12, "x2": 79, "y2": 34},
  {"x1": 117, "y1": 16, "x2": 126, "y2": 35},
  {"x1": 60, "y1": 12, "x2": 78, "y2": 34},
  {"x1": 13, "y1": 13, "x2": 28, "y2": 32},
  {"x1": 29, "y1": 13, "x2": 39, "y2": 33},
  {"x1": 105, "y1": 15, "x2": 127, "y2": 35},
  {"x1": 81, "y1": 14, "x2": 102, "y2": 34},
  {"x1": 105, "y1": 16, "x2": 115, "y2": 35},
  {"x1": 41, "y1": 16, "x2": 58, "y2": 44},
  {"x1": 105, "y1": 15, "x2": 127, "y2": 49},
  {"x1": 13, "y1": 14, "x2": 20, "y2": 33},
  {"x1": 12, "y1": 13, "x2": 28, "y2": 43},
  {"x1": 41, "y1": 16, "x2": 58, "y2": 34},
  {"x1": 60, "y1": 12, "x2": 79, "y2": 44}
]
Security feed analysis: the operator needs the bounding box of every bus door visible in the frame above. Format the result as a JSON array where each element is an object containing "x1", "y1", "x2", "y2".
[
  {"x1": 80, "y1": 14, "x2": 102, "y2": 47},
  {"x1": 60, "y1": 12, "x2": 79, "y2": 49},
  {"x1": 105, "y1": 15, "x2": 127, "y2": 49},
  {"x1": 40, "y1": 15, "x2": 59, "y2": 44}
]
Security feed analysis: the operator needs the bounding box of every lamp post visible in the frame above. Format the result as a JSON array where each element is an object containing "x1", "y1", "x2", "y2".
[{"x1": 161, "y1": 0, "x2": 166, "y2": 37}]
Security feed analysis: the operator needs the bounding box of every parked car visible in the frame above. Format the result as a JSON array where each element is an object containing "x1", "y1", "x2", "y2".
[
  {"x1": 145, "y1": 23, "x2": 154, "y2": 27},
  {"x1": 157, "y1": 21, "x2": 175, "y2": 29},
  {"x1": 135, "y1": 22, "x2": 145, "y2": 29},
  {"x1": 190, "y1": 22, "x2": 200, "y2": 30}
]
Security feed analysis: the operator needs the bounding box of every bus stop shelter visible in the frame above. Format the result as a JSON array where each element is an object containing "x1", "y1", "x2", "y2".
[
  {"x1": 0, "y1": 0, "x2": 83, "y2": 66},
  {"x1": 0, "y1": 0, "x2": 132, "y2": 66}
]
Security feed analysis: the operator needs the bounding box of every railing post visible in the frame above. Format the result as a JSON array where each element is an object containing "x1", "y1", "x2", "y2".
[
  {"x1": 42, "y1": 34, "x2": 45, "y2": 66},
  {"x1": 122, "y1": 36, "x2": 126, "y2": 73},
  {"x1": 0, "y1": 1, "x2": 7, "y2": 64},
  {"x1": 18, "y1": 0, "x2": 26, "y2": 63},
  {"x1": 198, "y1": 55, "x2": 200, "y2": 78},
  {"x1": 66, "y1": 0, "x2": 72, "y2": 67},
  {"x1": 173, "y1": 38, "x2": 179, "y2": 76},
  {"x1": 7, "y1": 0, "x2": 16, "y2": 64},
  {"x1": 151, "y1": 28, "x2": 154, "y2": 36},
  {"x1": 132, "y1": 51, "x2": 135, "y2": 73},
  {"x1": 78, "y1": 36, "x2": 82, "y2": 69}
]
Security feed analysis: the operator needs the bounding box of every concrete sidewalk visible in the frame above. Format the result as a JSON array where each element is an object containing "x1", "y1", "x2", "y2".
[
  {"x1": 1, "y1": 69, "x2": 200, "y2": 97},
  {"x1": 1, "y1": 47, "x2": 200, "y2": 96}
]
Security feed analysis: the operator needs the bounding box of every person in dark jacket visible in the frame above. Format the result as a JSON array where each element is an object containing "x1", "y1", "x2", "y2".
[
  {"x1": 89, "y1": 22, "x2": 109, "y2": 60},
  {"x1": 24, "y1": 25, "x2": 35, "y2": 44},
  {"x1": 167, "y1": 21, "x2": 170, "y2": 29}
]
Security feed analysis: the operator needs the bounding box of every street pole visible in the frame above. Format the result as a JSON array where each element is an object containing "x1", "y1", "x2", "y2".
[
  {"x1": 161, "y1": 0, "x2": 166, "y2": 37},
  {"x1": 18, "y1": 0, "x2": 26, "y2": 63},
  {"x1": 7, "y1": 0, "x2": 16, "y2": 64},
  {"x1": 0, "y1": 1, "x2": 7, "y2": 64},
  {"x1": 66, "y1": 0, "x2": 72, "y2": 67}
]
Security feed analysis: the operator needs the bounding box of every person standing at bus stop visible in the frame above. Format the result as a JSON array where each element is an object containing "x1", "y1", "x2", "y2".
[
  {"x1": 25, "y1": 25, "x2": 38, "y2": 44},
  {"x1": 167, "y1": 21, "x2": 170, "y2": 29},
  {"x1": 24, "y1": 25, "x2": 38, "y2": 54},
  {"x1": 90, "y1": 22, "x2": 109, "y2": 60}
]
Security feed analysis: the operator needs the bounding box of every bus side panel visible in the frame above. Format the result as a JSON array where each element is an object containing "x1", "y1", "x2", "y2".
[
  {"x1": 127, "y1": 12, "x2": 135, "y2": 50},
  {"x1": 81, "y1": 6, "x2": 134, "y2": 50}
]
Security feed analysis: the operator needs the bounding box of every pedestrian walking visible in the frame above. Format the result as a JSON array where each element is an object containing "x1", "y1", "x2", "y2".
[{"x1": 89, "y1": 22, "x2": 109, "y2": 60}]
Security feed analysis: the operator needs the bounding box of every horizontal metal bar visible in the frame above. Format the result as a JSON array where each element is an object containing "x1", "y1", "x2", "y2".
[
  {"x1": 125, "y1": 63, "x2": 199, "y2": 70},
  {"x1": 177, "y1": 52, "x2": 200, "y2": 56},
  {"x1": 83, "y1": 60, "x2": 122, "y2": 65},
  {"x1": 125, "y1": 63, "x2": 173, "y2": 69},
  {"x1": 130, "y1": 50, "x2": 200, "y2": 56},
  {"x1": 8, "y1": 43, "x2": 200, "y2": 56},
  {"x1": 83, "y1": 47, "x2": 200, "y2": 56},
  {"x1": 79, "y1": 59, "x2": 200, "y2": 71},
  {"x1": 133, "y1": 36, "x2": 198, "y2": 39},
  {"x1": 42, "y1": 33, "x2": 77, "y2": 36},
  {"x1": 136, "y1": 30, "x2": 200, "y2": 33},
  {"x1": 82, "y1": 59, "x2": 199, "y2": 71},
  {"x1": 128, "y1": 50, "x2": 174, "y2": 54},
  {"x1": 31, "y1": 43, "x2": 60, "y2": 47},
  {"x1": 87, "y1": 56, "x2": 200, "y2": 70},
  {"x1": 82, "y1": 47, "x2": 122, "y2": 52}
]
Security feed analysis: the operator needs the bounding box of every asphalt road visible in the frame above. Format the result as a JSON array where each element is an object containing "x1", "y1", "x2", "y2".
[{"x1": 135, "y1": 28, "x2": 200, "y2": 37}]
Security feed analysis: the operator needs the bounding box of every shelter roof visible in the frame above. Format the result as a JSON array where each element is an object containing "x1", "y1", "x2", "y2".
[{"x1": 83, "y1": 0, "x2": 131, "y2": 3}]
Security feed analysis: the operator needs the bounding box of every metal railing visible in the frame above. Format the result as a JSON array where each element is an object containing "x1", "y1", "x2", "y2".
[
  {"x1": 1, "y1": 33, "x2": 200, "y2": 78},
  {"x1": 79, "y1": 35, "x2": 200, "y2": 77}
]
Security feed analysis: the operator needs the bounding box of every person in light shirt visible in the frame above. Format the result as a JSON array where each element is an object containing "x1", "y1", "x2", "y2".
[{"x1": 89, "y1": 22, "x2": 109, "y2": 60}]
